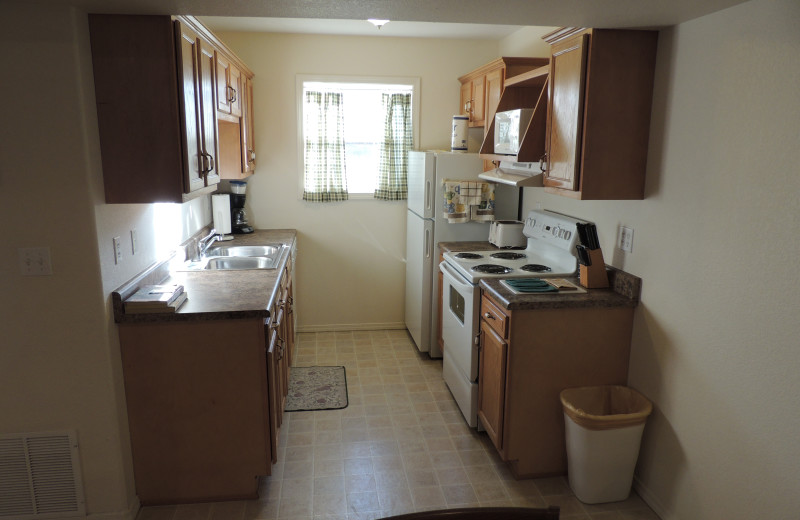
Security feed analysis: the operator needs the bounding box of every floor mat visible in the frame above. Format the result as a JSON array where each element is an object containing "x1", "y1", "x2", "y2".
[{"x1": 285, "y1": 366, "x2": 348, "y2": 411}]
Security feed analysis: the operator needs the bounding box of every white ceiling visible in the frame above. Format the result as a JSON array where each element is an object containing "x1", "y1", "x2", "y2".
[
  {"x1": 195, "y1": 17, "x2": 527, "y2": 40},
  {"x1": 64, "y1": 0, "x2": 751, "y2": 37}
]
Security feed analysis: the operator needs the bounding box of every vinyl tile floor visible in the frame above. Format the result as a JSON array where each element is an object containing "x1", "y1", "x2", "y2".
[{"x1": 136, "y1": 330, "x2": 660, "y2": 520}]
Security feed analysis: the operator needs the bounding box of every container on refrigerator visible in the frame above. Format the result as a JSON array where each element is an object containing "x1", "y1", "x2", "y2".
[{"x1": 404, "y1": 151, "x2": 519, "y2": 358}]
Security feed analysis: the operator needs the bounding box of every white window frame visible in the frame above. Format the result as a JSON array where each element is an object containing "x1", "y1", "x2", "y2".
[{"x1": 296, "y1": 74, "x2": 421, "y2": 200}]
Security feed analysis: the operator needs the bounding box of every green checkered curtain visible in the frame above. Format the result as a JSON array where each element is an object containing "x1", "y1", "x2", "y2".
[
  {"x1": 303, "y1": 91, "x2": 349, "y2": 202},
  {"x1": 374, "y1": 93, "x2": 412, "y2": 200}
]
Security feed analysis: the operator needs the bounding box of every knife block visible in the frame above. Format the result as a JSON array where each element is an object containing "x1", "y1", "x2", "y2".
[{"x1": 579, "y1": 248, "x2": 609, "y2": 289}]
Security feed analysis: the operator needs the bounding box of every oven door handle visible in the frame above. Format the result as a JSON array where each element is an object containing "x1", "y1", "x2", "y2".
[{"x1": 439, "y1": 260, "x2": 474, "y2": 290}]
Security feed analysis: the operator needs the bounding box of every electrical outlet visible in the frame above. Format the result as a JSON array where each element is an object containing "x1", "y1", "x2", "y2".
[
  {"x1": 131, "y1": 229, "x2": 138, "y2": 255},
  {"x1": 618, "y1": 226, "x2": 634, "y2": 253},
  {"x1": 19, "y1": 247, "x2": 53, "y2": 276},
  {"x1": 113, "y1": 236, "x2": 122, "y2": 264}
]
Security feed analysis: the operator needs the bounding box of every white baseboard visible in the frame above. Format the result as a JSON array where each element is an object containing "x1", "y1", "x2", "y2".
[
  {"x1": 633, "y1": 475, "x2": 672, "y2": 520},
  {"x1": 86, "y1": 499, "x2": 139, "y2": 520},
  {"x1": 297, "y1": 322, "x2": 407, "y2": 333}
]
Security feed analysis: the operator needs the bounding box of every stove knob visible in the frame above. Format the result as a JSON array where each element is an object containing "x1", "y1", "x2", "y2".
[{"x1": 552, "y1": 226, "x2": 560, "y2": 236}]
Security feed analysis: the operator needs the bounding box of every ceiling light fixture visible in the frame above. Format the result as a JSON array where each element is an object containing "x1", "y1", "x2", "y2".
[{"x1": 367, "y1": 18, "x2": 390, "y2": 29}]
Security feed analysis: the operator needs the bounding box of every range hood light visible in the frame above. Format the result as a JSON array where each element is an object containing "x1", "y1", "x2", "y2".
[
  {"x1": 478, "y1": 162, "x2": 544, "y2": 187},
  {"x1": 367, "y1": 19, "x2": 390, "y2": 29}
]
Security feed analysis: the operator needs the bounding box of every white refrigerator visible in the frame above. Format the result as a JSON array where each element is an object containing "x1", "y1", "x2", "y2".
[{"x1": 405, "y1": 151, "x2": 519, "y2": 358}]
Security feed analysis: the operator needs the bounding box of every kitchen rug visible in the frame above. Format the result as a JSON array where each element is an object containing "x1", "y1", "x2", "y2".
[{"x1": 285, "y1": 366, "x2": 348, "y2": 412}]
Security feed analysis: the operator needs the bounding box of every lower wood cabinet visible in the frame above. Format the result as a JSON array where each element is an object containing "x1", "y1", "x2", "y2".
[
  {"x1": 477, "y1": 292, "x2": 634, "y2": 477},
  {"x1": 117, "y1": 255, "x2": 295, "y2": 504},
  {"x1": 118, "y1": 318, "x2": 272, "y2": 504}
]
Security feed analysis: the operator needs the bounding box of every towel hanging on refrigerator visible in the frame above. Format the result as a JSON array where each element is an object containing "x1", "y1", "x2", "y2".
[{"x1": 442, "y1": 181, "x2": 496, "y2": 223}]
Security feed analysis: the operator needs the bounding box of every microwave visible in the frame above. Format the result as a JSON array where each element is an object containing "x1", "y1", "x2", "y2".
[{"x1": 494, "y1": 109, "x2": 534, "y2": 155}]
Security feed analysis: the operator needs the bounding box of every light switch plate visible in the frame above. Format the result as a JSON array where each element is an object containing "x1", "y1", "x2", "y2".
[
  {"x1": 19, "y1": 247, "x2": 53, "y2": 276},
  {"x1": 113, "y1": 236, "x2": 122, "y2": 264}
]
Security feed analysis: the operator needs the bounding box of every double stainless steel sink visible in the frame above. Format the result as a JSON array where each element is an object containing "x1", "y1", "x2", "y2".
[{"x1": 178, "y1": 244, "x2": 288, "y2": 271}]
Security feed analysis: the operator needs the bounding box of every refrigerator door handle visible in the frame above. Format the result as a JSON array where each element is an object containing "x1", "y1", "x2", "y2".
[
  {"x1": 425, "y1": 227, "x2": 432, "y2": 259},
  {"x1": 425, "y1": 179, "x2": 432, "y2": 214}
]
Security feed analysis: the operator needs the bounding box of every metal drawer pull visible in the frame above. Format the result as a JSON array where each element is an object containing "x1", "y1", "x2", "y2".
[{"x1": 483, "y1": 312, "x2": 495, "y2": 320}]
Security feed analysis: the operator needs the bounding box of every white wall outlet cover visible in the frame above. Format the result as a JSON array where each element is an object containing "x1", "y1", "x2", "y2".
[{"x1": 618, "y1": 226, "x2": 634, "y2": 253}]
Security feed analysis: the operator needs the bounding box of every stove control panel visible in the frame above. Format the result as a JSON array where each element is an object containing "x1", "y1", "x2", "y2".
[{"x1": 523, "y1": 210, "x2": 582, "y2": 253}]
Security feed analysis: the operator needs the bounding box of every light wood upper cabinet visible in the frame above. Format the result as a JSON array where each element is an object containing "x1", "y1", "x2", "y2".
[
  {"x1": 459, "y1": 58, "x2": 550, "y2": 129},
  {"x1": 216, "y1": 53, "x2": 243, "y2": 117},
  {"x1": 216, "y1": 52, "x2": 256, "y2": 180},
  {"x1": 460, "y1": 75, "x2": 486, "y2": 126},
  {"x1": 544, "y1": 34, "x2": 587, "y2": 192},
  {"x1": 88, "y1": 14, "x2": 254, "y2": 203},
  {"x1": 175, "y1": 22, "x2": 207, "y2": 195},
  {"x1": 195, "y1": 29, "x2": 221, "y2": 188},
  {"x1": 542, "y1": 28, "x2": 658, "y2": 200},
  {"x1": 241, "y1": 75, "x2": 257, "y2": 174}
]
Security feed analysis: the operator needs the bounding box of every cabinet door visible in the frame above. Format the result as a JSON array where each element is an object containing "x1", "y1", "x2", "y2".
[
  {"x1": 471, "y1": 76, "x2": 486, "y2": 126},
  {"x1": 240, "y1": 75, "x2": 256, "y2": 174},
  {"x1": 216, "y1": 53, "x2": 243, "y2": 118},
  {"x1": 284, "y1": 274, "x2": 295, "y2": 365},
  {"x1": 175, "y1": 22, "x2": 206, "y2": 194},
  {"x1": 198, "y1": 40, "x2": 220, "y2": 188},
  {"x1": 229, "y1": 65, "x2": 242, "y2": 117},
  {"x1": 484, "y1": 67, "x2": 504, "y2": 134},
  {"x1": 478, "y1": 320, "x2": 507, "y2": 452},
  {"x1": 460, "y1": 82, "x2": 472, "y2": 117},
  {"x1": 216, "y1": 53, "x2": 232, "y2": 113},
  {"x1": 544, "y1": 34, "x2": 588, "y2": 191},
  {"x1": 266, "y1": 328, "x2": 279, "y2": 463}
]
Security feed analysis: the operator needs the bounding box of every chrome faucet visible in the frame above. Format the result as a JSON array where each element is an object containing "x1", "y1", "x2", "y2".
[{"x1": 190, "y1": 229, "x2": 220, "y2": 261}]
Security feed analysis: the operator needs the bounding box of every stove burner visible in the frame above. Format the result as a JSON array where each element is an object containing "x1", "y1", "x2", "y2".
[
  {"x1": 472, "y1": 264, "x2": 513, "y2": 274},
  {"x1": 520, "y1": 264, "x2": 552, "y2": 273},
  {"x1": 454, "y1": 252, "x2": 483, "y2": 259},
  {"x1": 491, "y1": 252, "x2": 527, "y2": 260}
]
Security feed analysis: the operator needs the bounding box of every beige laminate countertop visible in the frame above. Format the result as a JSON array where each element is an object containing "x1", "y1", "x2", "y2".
[
  {"x1": 113, "y1": 229, "x2": 296, "y2": 323},
  {"x1": 438, "y1": 240, "x2": 641, "y2": 310}
]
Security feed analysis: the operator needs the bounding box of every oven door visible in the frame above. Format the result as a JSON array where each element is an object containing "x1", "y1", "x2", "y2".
[{"x1": 439, "y1": 260, "x2": 480, "y2": 381}]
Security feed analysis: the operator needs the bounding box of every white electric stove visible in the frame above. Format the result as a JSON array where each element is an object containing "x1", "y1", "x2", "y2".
[{"x1": 439, "y1": 209, "x2": 585, "y2": 427}]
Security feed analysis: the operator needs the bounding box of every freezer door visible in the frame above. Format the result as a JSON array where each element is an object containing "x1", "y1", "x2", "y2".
[
  {"x1": 404, "y1": 210, "x2": 434, "y2": 352},
  {"x1": 407, "y1": 151, "x2": 434, "y2": 219}
]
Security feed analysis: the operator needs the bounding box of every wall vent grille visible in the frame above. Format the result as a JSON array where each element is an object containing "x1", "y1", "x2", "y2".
[{"x1": 0, "y1": 431, "x2": 85, "y2": 519}]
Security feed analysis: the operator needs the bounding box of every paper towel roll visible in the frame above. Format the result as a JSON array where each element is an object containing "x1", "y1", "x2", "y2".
[
  {"x1": 451, "y1": 115, "x2": 468, "y2": 152},
  {"x1": 212, "y1": 194, "x2": 232, "y2": 235}
]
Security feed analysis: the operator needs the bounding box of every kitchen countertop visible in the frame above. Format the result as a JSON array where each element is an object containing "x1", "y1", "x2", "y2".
[
  {"x1": 438, "y1": 240, "x2": 641, "y2": 310},
  {"x1": 112, "y1": 229, "x2": 296, "y2": 323}
]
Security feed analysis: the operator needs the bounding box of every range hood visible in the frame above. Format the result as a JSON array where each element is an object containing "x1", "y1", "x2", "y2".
[{"x1": 479, "y1": 161, "x2": 543, "y2": 187}]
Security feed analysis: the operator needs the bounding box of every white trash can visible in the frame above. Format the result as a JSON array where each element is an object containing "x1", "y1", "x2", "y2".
[{"x1": 560, "y1": 385, "x2": 652, "y2": 504}]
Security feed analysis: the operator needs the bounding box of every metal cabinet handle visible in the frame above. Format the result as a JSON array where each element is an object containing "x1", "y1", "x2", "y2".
[
  {"x1": 539, "y1": 153, "x2": 548, "y2": 174},
  {"x1": 248, "y1": 149, "x2": 256, "y2": 163},
  {"x1": 483, "y1": 312, "x2": 495, "y2": 320}
]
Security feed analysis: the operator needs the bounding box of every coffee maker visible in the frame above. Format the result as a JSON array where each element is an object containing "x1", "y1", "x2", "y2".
[{"x1": 229, "y1": 181, "x2": 254, "y2": 234}]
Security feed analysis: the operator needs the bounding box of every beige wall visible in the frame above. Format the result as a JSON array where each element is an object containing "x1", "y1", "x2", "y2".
[
  {"x1": 0, "y1": 2, "x2": 138, "y2": 518},
  {"x1": 518, "y1": 0, "x2": 800, "y2": 518},
  {"x1": 216, "y1": 31, "x2": 503, "y2": 330}
]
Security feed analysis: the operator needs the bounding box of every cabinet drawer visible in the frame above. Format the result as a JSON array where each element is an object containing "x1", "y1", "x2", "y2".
[{"x1": 481, "y1": 296, "x2": 509, "y2": 339}]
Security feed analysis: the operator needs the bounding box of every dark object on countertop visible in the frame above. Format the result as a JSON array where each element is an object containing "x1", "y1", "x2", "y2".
[
  {"x1": 576, "y1": 222, "x2": 600, "y2": 250},
  {"x1": 379, "y1": 506, "x2": 560, "y2": 520},
  {"x1": 503, "y1": 278, "x2": 558, "y2": 293},
  {"x1": 576, "y1": 244, "x2": 592, "y2": 266}
]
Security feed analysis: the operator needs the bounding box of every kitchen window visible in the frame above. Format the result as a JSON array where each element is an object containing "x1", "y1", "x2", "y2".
[{"x1": 297, "y1": 75, "x2": 420, "y2": 201}]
